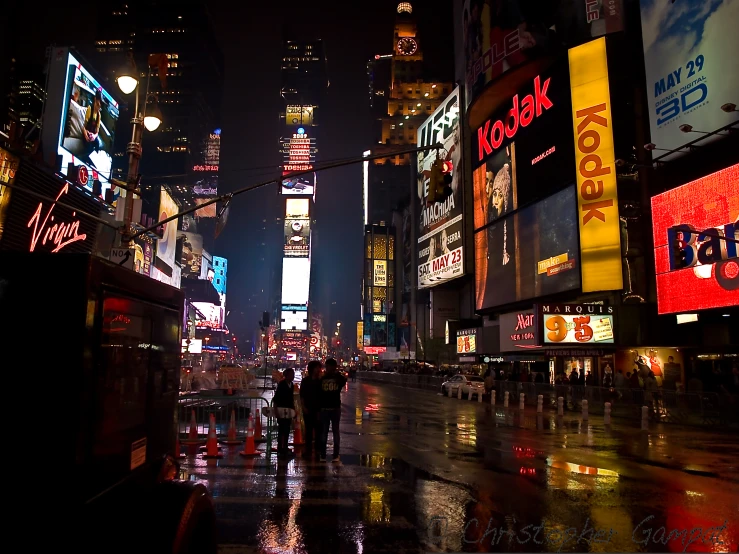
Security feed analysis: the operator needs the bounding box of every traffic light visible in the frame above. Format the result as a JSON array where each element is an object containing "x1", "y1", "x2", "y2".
[{"x1": 427, "y1": 160, "x2": 453, "y2": 205}]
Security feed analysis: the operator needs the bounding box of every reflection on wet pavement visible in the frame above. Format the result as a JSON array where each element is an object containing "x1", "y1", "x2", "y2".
[{"x1": 180, "y1": 382, "x2": 738, "y2": 553}]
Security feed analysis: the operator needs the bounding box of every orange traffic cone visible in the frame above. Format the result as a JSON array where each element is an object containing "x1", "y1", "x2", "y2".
[
  {"x1": 222, "y1": 409, "x2": 243, "y2": 445},
  {"x1": 290, "y1": 415, "x2": 304, "y2": 446},
  {"x1": 182, "y1": 409, "x2": 203, "y2": 445},
  {"x1": 202, "y1": 413, "x2": 223, "y2": 459},
  {"x1": 239, "y1": 415, "x2": 260, "y2": 457},
  {"x1": 254, "y1": 412, "x2": 265, "y2": 442}
]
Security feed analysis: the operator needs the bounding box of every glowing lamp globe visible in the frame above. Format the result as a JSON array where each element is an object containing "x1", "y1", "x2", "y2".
[
  {"x1": 117, "y1": 75, "x2": 138, "y2": 95},
  {"x1": 144, "y1": 114, "x2": 162, "y2": 132}
]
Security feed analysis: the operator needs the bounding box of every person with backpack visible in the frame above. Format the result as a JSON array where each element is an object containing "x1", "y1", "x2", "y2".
[{"x1": 319, "y1": 358, "x2": 347, "y2": 463}]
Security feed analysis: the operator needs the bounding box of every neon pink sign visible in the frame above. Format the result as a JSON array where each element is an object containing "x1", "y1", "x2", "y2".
[{"x1": 27, "y1": 183, "x2": 87, "y2": 253}]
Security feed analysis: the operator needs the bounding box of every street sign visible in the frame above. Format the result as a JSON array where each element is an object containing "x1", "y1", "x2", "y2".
[{"x1": 110, "y1": 247, "x2": 135, "y2": 271}]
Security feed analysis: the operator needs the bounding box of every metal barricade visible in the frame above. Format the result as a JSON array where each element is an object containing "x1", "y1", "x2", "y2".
[{"x1": 178, "y1": 394, "x2": 271, "y2": 440}]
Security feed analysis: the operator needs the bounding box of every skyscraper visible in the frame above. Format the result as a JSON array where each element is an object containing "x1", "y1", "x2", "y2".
[{"x1": 277, "y1": 38, "x2": 328, "y2": 363}]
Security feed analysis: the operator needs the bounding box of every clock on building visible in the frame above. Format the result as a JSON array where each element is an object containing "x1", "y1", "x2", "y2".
[{"x1": 396, "y1": 37, "x2": 418, "y2": 56}]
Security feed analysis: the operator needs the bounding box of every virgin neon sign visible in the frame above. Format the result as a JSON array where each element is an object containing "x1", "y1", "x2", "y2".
[{"x1": 27, "y1": 183, "x2": 87, "y2": 253}]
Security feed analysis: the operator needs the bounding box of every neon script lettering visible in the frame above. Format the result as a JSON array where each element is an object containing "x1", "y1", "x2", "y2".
[
  {"x1": 477, "y1": 76, "x2": 552, "y2": 161},
  {"x1": 27, "y1": 183, "x2": 87, "y2": 253}
]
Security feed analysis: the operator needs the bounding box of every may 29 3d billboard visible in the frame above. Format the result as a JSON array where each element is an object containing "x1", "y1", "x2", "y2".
[
  {"x1": 651, "y1": 163, "x2": 738, "y2": 315},
  {"x1": 417, "y1": 86, "x2": 464, "y2": 289},
  {"x1": 45, "y1": 48, "x2": 120, "y2": 196},
  {"x1": 639, "y1": 0, "x2": 739, "y2": 160}
]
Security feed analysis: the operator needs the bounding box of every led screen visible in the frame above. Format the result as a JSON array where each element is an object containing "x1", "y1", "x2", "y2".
[
  {"x1": 285, "y1": 198, "x2": 310, "y2": 219},
  {"x1": 543, "y1": 314, "x2": 614, "y2": 344},
  {"x1": 155, "y1": 188, "x2": 178, "y2": 272},
  {"x1": 281, "y1": 174, "x2": 315, "y2": 196},
  {"x1": 192, "y1": 301, "x2": 224, "y2": 330},
  {"x1": 178, "y1": 231, "x2": 203, "y2": 278},
  {"x1": 58, "y1": 52, "x2": 119, "y2": 191},
  {"x1": 281, "y1": 307, "x2": 308, "y2": 331},
  {"x1": 475, "y1": 185, "x2": 580, "y2": 310},
  {"x1": 284, "y1": 218, "x2": 310, "y2": 257},
  {"x1": 281, "y1": 257, "x2": 311, "y2": 305},
  {"x1": 456, "y1": 329, "x2": 477, "y2": 354},
  {"x1": 651, "y1": 163, "x2": 739, "y2": 314},
  {"x1": 182, "y1": 339, "x2": 203, "y2": 354}
]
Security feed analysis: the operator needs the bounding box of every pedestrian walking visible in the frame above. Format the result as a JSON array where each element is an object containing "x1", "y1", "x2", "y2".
[
  {"x1": 300, "y1": 360, "x2": 323, "y2": 460},
  {"x1": 319, "y1": 358, "x2": 347, "y2": 463},
  {"x1": 274, "y1": 368, "x2": 296, "y2": 460}
]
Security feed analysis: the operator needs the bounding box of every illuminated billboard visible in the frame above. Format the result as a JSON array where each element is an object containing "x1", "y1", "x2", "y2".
[
  {"x1": 651, "y1": 164, "x2": 739, "y2": 314},
  {"x1": 182, "y1": 339, "x2": 203, "y2": 354},
  {"x1": 281, "y1": 257, "x2": 311, "y2": 305},
  {"x1": 475, "y1": 185, "x2": 580, "y2": 310},
  {"x1": 193, "y1": 301, "x2": 224, "y2": 330},
  {"x1": 285, "y1": 198, "x2": 310, "y2": 219},
  {"x1": 178, "y1": 231, "x2": 203, "y2": 278},
  {"x1": 499, "y1": 311, "x2": 539, "y2": 351},
  {"x1": 639, "y1": 0, "x2": 739, "y2": 160},
  {"x1": 281, "y1": 129, "x2": 316, "y2": 196},
  {"x1": 286, "y1": 105, "x2": 314, "y2": 126},
  {"x1": 155, "y1": 188, "x2": 178, "y2": 272},
  {"x1": 281, "y1": 175, "x2": 315, "y2": 196},
  {"x1": 373, "y1": 260, "x2": 387, "y2": 286},
  {"x1": 456, "y1": 328, "x2": 477, "y2": 354},
  {"x1": 45, "y1": 49, "x2": 120, "y2": 196},
  {"x1": 540, "y1": 304, "x2": 615, "y2": 345},
  {"x1": 417, "y1": 87, "x2": 464, "y2": 289},
  {"x1": 284, "y1": 218, "x2": 310, "y2": 257},
  {"x1": 568, "y1": 38, "x2": 622, "y2": 293},
  {"x1": 281, "y1": 305, "x2": 308, "y2": 331}
]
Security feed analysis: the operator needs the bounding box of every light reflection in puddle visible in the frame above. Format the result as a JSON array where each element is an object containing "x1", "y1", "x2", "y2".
[{"x1": 547, "y1": 458, "x2": 620, "y2": 477}]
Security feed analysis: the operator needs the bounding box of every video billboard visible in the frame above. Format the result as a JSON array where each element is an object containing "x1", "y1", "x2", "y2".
[
  {"x1": 540, "y1": 304, "x2": 615, "y2": 345},
  {"x1": 155, "y1": 188, "x2": 178, "y2": 272},
  {"x1": 285, "y1": 198, "x2": 310, "y2": 219},
  {"x1": 471, "y1": 59, "x2": 575, "y2": 226},
  {"x1": 459, "y1": 1, "x2": 624, "y2": 107},
  {"x1": 286, "y1": 105, "x2": 314, "y2": 126},
  {"x1": 284, "y1": 218, "x2": 310, "y2": 257},
  {"x1": 281, "y1": 305, "x2": 308, "y2": 331},
  {"x1": 456, "y1": 328, "x2": 477, "y2": 354},
  {"x1": 281, "y1": 257, "x2": 311, "y2": 305},
  {"x1": 178, "y1": 231, "x2": 203, "y2": 278},
  {"x1": 475, "y1": 185, "x2": 580, "y2": 310},
  {"x1": 651, "y1": 163, "x2": 739, "y2": 315},
  {"x1": 639, "y1": 0, "x2": 739, "y2": 160},
  {"x1": 499, "y1": 310, "x2": 539, "y2": 351},
  {"x1": 417, "y1": 87, "x2": 464, "y2": 289},
  {"x1": 193, "y1": 301, "x2": 224, "y2": 330},
  {"x1": 49, "y1": 49, "x2": 120, "y2": 194}
]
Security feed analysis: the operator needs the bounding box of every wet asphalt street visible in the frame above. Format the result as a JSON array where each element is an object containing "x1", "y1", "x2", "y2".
[{"x1": 180, "y1": 381, "x2": 739, "y2": 553}]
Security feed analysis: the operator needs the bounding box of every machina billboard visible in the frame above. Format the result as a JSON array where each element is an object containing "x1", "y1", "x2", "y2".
[{"x1": 416, "y1": 87, "x2": 464, "y2": 289}]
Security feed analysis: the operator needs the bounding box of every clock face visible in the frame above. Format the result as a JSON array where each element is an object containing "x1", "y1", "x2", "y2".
[{"x1": 397, "y1": 37, "x2": 418, "y2": 56}]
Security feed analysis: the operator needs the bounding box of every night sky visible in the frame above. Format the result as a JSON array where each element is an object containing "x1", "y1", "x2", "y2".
[{"x1": 2, "y1": 0, "x2": 454, "y2": 341}]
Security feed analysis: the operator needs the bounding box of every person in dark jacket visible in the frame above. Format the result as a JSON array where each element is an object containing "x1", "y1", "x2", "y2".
[
  {"x1": 300, "y1": 360, "x2": 323, "y2": 459},
  {"x1": 273, "y1": 368, "x2": 296, "y2": 459},
  {"x1": 319, "y1": 358, "x2": 347, "y2": 463}
]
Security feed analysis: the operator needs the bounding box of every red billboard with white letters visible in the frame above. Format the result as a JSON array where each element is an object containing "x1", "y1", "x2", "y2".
[{"x1": 651, "y1": 164, "x2": 739, "y2": 314}]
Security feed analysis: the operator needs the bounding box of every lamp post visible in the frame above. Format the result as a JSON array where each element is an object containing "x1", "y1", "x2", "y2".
[{"x1": 116, "y1": 53, "x2": 163, "y2": 242}]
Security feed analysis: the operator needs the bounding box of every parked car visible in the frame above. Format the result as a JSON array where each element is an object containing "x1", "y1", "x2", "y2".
[{"x1": 441, "y1": 374, "x2": 485, "y2": 399}]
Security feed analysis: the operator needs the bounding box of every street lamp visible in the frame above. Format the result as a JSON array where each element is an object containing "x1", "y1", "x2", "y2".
[{"x1": 116, "y1": 52, "x2": 165, "y2": 241}]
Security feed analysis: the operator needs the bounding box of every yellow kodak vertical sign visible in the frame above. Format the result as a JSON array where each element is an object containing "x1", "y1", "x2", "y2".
[
  {"x1": 357, "y1": 321, "x2": 364, "y2": 351},
  {"x1": 568, "y1": 38, "x2": 623, "y2": 292}
]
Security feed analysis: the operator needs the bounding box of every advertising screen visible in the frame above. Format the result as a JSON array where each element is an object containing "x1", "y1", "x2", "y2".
[
  {"x1": 281, "y1": 305, "x2": 308, "y2": 331},
  {"x1": 541, "y1": 304, "x2": 615, "y2": 344},
  {"x1": 499, "y1": 310, "x2": 539, "y2": 351},
  {"x1": 284, "y1": 218, "x2": 310, "y2": 257},
  {"x1": 639, "y1": 0, "x2": 739, "y2": 160},
  {"x1": 456, "y1": 328, "x2": 477, "y2": 354},
  {"x1": 373, "y1": 260, "x2": 387, "y2": 286},
  {"x1": 182, "y1": 339, "x2": 203, "y2": 354},
  {"x1": 0, "y1": 148, "x2": 19, "y2": 243},
  {"x1": 568, "y1": 38, "x2": 622, "y2": 293},
  {"x1": 285, "y1": 198, "x2": 310, "y2": 219},
  {"x1": 194, "y1": 198, "x2": 217, "y2": 218},
  {"x1": 651, "y1": 163, "x2": 739, "y2": 314},
  {"x1": 417, "y1": 87, "x2": 464, "y2": 289},
  {"x1": 286, "y1": 105, "x2": 314, "y2": 126},
  {"x1": 459, "y1": 1, "x2": 623, "y2": 107},
  {"x1": 57, "y1": 51, "x2": 119, "y2": 191},
  {"x1": 156, "y1": 188, "x2": 178, "y2": 272},
  {"x1": 178, "y1": 231, "x2": 203, "y2": 278},
  {"x1": 475, "y1": 185, "x2": 580, "y2": 310},
  {"x1": 192, "y1": 301, "x2": 224, "y2": 330},
  {"x1": 281, "y1": 175, "x2": 315, "y2": 196},
  {"x1": 281, "y1": 257, "x2": 311, "y2": 305},
  {"x1": 471, "y1": 60, "x2": 575, "y2": 224}
]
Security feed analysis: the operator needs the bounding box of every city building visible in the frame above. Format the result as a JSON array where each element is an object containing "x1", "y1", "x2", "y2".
[
  {"x1": 1, "y1": 60, "x2": 45, "y2": 151},
  {"x1": 362, "y1": 2, "x2": 455, "y2": 366},
  {"x1": 276, "y1": 37, "x2": 328, "y2": 365}
]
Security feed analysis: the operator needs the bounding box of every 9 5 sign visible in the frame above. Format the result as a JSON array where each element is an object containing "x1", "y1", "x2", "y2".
[{"x1": 543, "y1": 314, "x2": 614, "y2": 344}]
